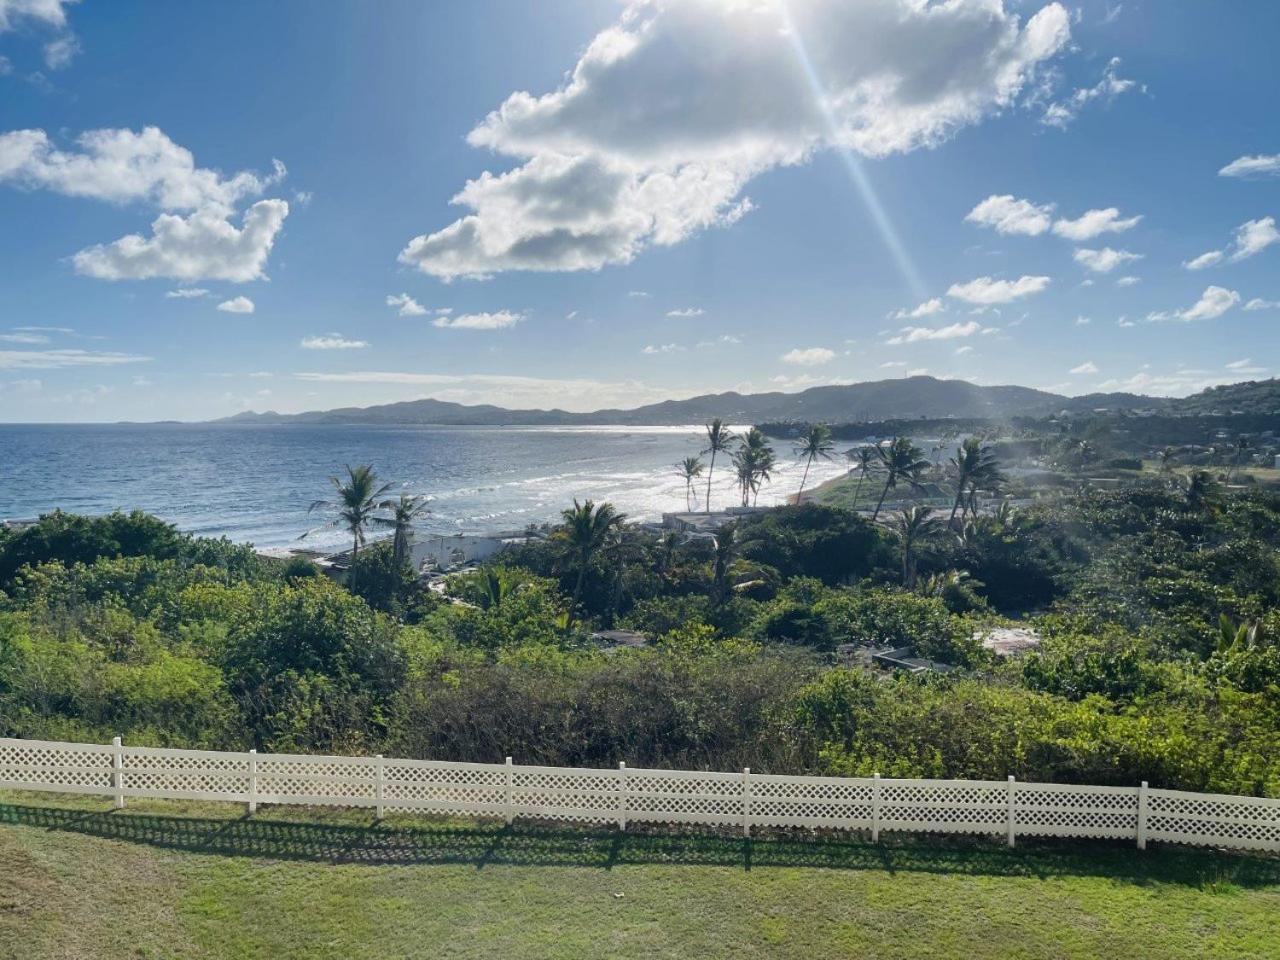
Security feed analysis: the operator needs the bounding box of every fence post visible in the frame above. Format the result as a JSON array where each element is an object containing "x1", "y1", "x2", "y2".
[
  {"x1": 871, "y1": 772, "x2": 881, "y2": 842},
  {"x1": 1137, "y1": 780, "x2": 1148, "y2": 850},
  {"x1": 504, "y1": 757, "x2": 514, "y2": 826},
  {"x1": 742, "y1": 767, "x2": 752, "y2": 838},
  {"x1": 1006, "y1": 775, "x2": 1017, "y2": 848},
  {"x1": 247, "y1": 749, "x2": 258, "y2": 814},
  {"x1": 618, "y1": 762, "x2": 628, "y2": 831},
  {"x1": 375, "y1": 754, "x2": 385, "y2": 820},
  {"x1": 111, "y1": 736, "x2": 124, "y2": 809}
]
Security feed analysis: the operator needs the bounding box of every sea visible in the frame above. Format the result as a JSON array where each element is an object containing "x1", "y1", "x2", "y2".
[{"x1": 0, "y1": 423, "x2": 851, "y2": 551}]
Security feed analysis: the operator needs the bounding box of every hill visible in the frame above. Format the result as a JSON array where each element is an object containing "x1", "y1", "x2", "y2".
[
  {"x1": 214, "y1": 375, "x2": 1163, "y2": 427},
  {"x1": 1166, "y1": 378, "x2": 1280, "y2": 416}
]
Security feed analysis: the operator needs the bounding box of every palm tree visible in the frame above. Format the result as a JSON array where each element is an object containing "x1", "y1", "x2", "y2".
[
  {"x1": 555, "y1": 499, "x2": 625, "y2": 621},
  {"x1": 883, "y1": 505, "x2": 941, "y2": 588},
  {"x1": 371, "y1": 492, "x2": 431, "y2": 569},
  {"x1": 740, "y1": 427, "x2": 776, "y2": 506},
  {"x1": 846, "y1": 446, "x2": 877, "y2": 508},
  {"x1": 304, "y1": 464, "x2": 393, "y2": 562},
  {"x1": 711, "y1": 523, "x2": 738, "y2": 604},
  {"x1": 794, "y1": 423, "x2": 835, "y2": 501},
  {"x1": 677, "y1": 456, "x2": 704, "y2": 512},
  {"x1": 1184, "y1": 469, "x2": 1218, "y2": 512},
  {"x1": 947, "y1": 438, "x2": 991, "y2": 525},
  {"x1": 702, "y1": 418, "x2": 735, "y2": 514},
  {"x1": 871, "y1": 437, "x2": 930, "y2": 521}
]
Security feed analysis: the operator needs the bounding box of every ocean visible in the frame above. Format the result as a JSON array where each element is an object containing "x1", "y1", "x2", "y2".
[{"x1": 0, "y1": 423, "x2": 850, "y2": 550}]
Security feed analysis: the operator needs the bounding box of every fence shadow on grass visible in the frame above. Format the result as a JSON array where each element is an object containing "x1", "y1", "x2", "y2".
[{"x1": 2, "y1": 799, "x2": 1276, "y2": 891}]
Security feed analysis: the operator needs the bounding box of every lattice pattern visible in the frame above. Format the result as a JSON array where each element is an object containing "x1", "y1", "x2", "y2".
[
  {"x1": 749, "y1": 773, "x2": 872, "y2": 828},
  {"x1": 1147, "y1": 790, "x2": 1280, "y2": 851},
  {"x1": 383, "y1": 760, "x2": 505, "y2": 813},
  {"x1": 0, "y1": 740, "x2": 113, "y2": 794},
  {"x1": 879, "y1": 781, "x2": 1007, "y2": 835},
  {"x1": 121, "y1": 748, "x2": 248, "y2": 799},
  {"x1": 1015, "y1": 784, "x2": 1138, "y2": 838},
  {"x1": 256, "y1": 755, "x2": 377, "y2": 805},
  {"x1": 3, "y1": 738, "x2": 1279, "y2": 854}
]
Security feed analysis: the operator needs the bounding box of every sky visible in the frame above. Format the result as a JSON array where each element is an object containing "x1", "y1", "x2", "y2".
[{"x1": 0, "y1": 0, "x2": 1278, "y2": 423}]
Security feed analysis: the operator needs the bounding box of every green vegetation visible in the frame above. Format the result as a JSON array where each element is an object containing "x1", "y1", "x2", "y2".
[{"x1": 3, "y1": 791, "x2": 1279, "y2": 960}]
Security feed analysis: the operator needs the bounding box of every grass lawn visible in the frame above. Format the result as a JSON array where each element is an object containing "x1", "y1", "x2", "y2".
[{"x1": 2, "y1": 790, "x2": 1278, "y2": 959}]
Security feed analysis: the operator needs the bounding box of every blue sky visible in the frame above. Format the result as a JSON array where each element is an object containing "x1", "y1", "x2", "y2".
[{"x1": 1, "y1": 0, "x2": 1277, "y2": 422}]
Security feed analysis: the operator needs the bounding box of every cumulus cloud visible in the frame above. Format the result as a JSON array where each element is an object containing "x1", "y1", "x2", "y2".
[
  {"x1": 386, "y1": 293, "x2": 428, "y2": 317},
  {"x1": 642, "y1": 343, "x2": 684, "y2": 355},
  {"x1": 0, "y1": 127, "x2": 283, "y2": 211},
  {"x1": 886, "y1": 320, "x2": 983, "y2": 345},
  {"x1": 1225, "y1": 358, "x2": 1267, "y2": 375},
  {"x1": 432, "y1": 310, "x2": 524, "y2": 330},
  {"x1": 0, "y1": 0, "x2": 76, "y2": 31},
  {"x1": 1096, "y1": 369, "x2": 1244, "y2": 397},
  {"x1": 42, "y1": 32, "x2": 79, "y2": 69},
  {"x1": 1147, "y1": 285, "x2": 1240, "y2": 323},
  {"x1": 0, "y1": 348, "x2": 150, "y2": 369},
  {"x1": 1185, "y1": 217, "x2": 1280, "y2": 271},
  {"x1": 780, "y1": 347, "x2": 836, "y2": 366},
  {"x1": 965, "y1": 195, "x2": 1053, "y2": 236},
  {"x1": 401, "y1": 0, "x2": 1072, "y2": 279},
  {"x1": 301, "y1": 335, "x2": 368, "y2": 350},
  {"x1": 1069, "y1": 361, "x2": 1099, "y2": 374},
  {"x1": 947, "y1": 275, "x2": 1050, "y2": 304},
  {"x1": 1244, "y1": 298, "x2": 1279, "y2": 311},
  {"x1": 1073, "y1": 246, "x2": 1142, "y2": 273},
  {"x1": 1052, "y1": 207, "x2": 1141, "y2": 241},
  {"x1": 666, "y1": 307, "x2": 705, "y2": 318},
  {"x1": 166, "y1": 287, "x2": 208, "y2": 299},
  {"x1": 1219, "y1": 155, "x2": 1280, "y2": 179},
  {"x1": 1184, "y1": 250, "x2": 1224, "y2": 271},
  {"x1": 890, "y1": 297, "x2": 947, "y2": 320},
  {"x1": 1041, "y1": 56, "x2": 1138, "y2": 128},
  {"x1": 72, "y1": 199, "x2": 289, "y2": 282},
  {"x1": 1116, "y1": 275, "x2": 1140, "y2": 287},
  {"x1": 216, "y1": 296, "x2": 254, "y2": 314}
]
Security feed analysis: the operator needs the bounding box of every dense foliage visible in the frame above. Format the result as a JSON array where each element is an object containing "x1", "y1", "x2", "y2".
[{"x1": 3, "y1": 475, "x2": 1279, "y2": 797}]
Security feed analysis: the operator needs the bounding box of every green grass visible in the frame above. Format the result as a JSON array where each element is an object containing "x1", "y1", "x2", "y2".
[{"x1": 2, "y1": 791, "x2": 1279, "y2": 959}]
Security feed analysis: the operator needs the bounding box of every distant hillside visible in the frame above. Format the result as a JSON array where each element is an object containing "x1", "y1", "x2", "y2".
[{"x1": 213, "y1": 374, "x2": 1278, "y2": 429}]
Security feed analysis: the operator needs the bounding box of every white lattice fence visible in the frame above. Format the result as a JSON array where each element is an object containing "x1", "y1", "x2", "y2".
[{"x1": 2, "y1": 737, "x2": 1278, "y2": 854}]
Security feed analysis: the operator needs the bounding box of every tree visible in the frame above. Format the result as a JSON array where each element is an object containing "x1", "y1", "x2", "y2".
[
  {"x1": 947, "y1": 437, "x2": 997, "y2": 525},
  {"x1": 1183, "y1": 469, "x2": 1219, "y2": 512},
  {"x1": 554, "y1": 499, "x2": 625, "y2": 621},
  {"x1": 735, "y1": 427, "x2": 776, "y2": 506},
  {"x1": 846, "y1": 446, "x2": 877, "y2": 509},
  {"x1": 1158, "y1": 446, "x2": 1177, "y2": 476},
  {"x1": 871, "y1": 437, "x2": 930, "y2": 521},
  {"x1": 1227, "y1": 436, "x2": 1251, "y2": 483},
  {"x1": 371, "y1": 493, "x2": 430, "y2": 570},
  {"x1": 711, "y1": 523, "x2": 738, "y2": 604},
  {"x1": 701, "y1": 418, "x2": 735, "y2": 514},
  {"x1": 304, "y1": 465, "x2": 393, "y2": 562},
  {"x1": 794, "y1": 423, "x2": 835, "y2": 501},
  {"x1": 884, "y1": 505, "x2": 942, "y2": 588},
  {"x1": 677, "y1": 456, "x2": 704, "y2": 512}
]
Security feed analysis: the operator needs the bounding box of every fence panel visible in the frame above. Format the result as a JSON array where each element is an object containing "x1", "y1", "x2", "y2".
[{"x1": 2, "y1": 737, "x2": 1278, "y2": 855}]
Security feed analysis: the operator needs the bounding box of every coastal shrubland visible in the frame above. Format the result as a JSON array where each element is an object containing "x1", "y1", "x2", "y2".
[{"x1": 2, "y1": 468, "x2": 1280, "y2": 797}]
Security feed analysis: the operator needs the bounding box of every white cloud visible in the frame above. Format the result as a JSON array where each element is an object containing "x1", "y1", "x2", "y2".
[
  {"x1": 386, "y1": 293, "x2": 428, "y2": 317},
  {"x1": 1073, "y1": 246, "x2": 1142, "y2": 273},
  {"x1": 1219, "y1": 154, "x2": 1280, "y2": 179},
  {"x1": 890, "y1": 297, "x2": 946, "y2": 320},
  {"x1": 293, "y1": 370, "x2": 688, "y2": 412},
  {"x1": 886, "y1": 320, "x2": 982, "y2": 345},
  {"x1": 400, "y1": 0, "x2": 1072, "y2": 279},
  {"x1": 1075, "y1": 315, "x2": 1091, "y2": 325},
  {"x1": 955, "y1": 345, "x2": 974, "y2": 355},
  {"x1": 780, "y1": 347, "x2": 835, "y2": 366},
  {"x1": 0, "y1": 0, "x2": 76, "y2": 31},
  {"x1": 1041, "y1": 56, "x2": 1138, "y2": 128},
  {"x1": 432, "y1": 310, "x2": 524, "y2": 330},
  {"x1": 1225, "y1": 358, "x2": 1263, "y2": 372},
  {"x1": 695, "y1": 334, "x2": 741, "y2": 348},
  {"x1": 300, "y1": 335, "x2": 368, "y2": 350},
  {"x1": 1116, "y1": 275, "x2": 1140, "y2": 287},
  {"x1": 627, "y1": 290, "x2": 651, "y2": 299},
  {"x1": 0, "y1": 55, "x2": 10, "y2": 75},
  {"x1": 1069, "y1": 361, "x2": 1099, "y2": 374},
  {"x1": 72, "y1": 199, "x2": 289, "y2": 282},
  {"x1": 1147, "y1": 285, "x2": 1240, "y2": 323},
  {"x1": 880, "y1": 361, "x2": 907, "y2": 368},
  {"x1": 965, "y1": 195, "x2": 1053, "y2": 236},
  {"x1": 947, "y1": 275, "x2": 1051, "y2": 305},
  {"x1": 0, "y1": 127, "x2": 283, "y2": 211},
  {"x1": 1051, "y1": 207, "x2": 1141, "y2": 241},
  {"x1": 0, "y1": 348, "x2": 150, "y2": 369},
  {"x1": 0, "y1": 331, "x2": 49, "y2": 344},
  {"x1": 217, "y1": 296, "x2": 254, "y2": 314},
  {"x1": 666, "y1": 307, "x2": 704, "y2": 318},
  {"x1": 1244, "y1": 298, "x2": 1279, "y2": 311},
  {"x1": 166, "y1": 287, "x2": 208, "y2": 299},
  {"x1": 1229, "y1": 217, "x2": 1279, "y2": 261},
  {"x1": 642, "y1": 343, "x2": 684, "y2": 355},
  {"x1": 1096, "y1": 370, "x2": 1244, "y2": 397},
  {"x1": 1184, "y1": 250, "x2": 1224, "y2": 271},
  {"x1": 42, "y1": 32, "x2": 78, "y2": 69}
]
